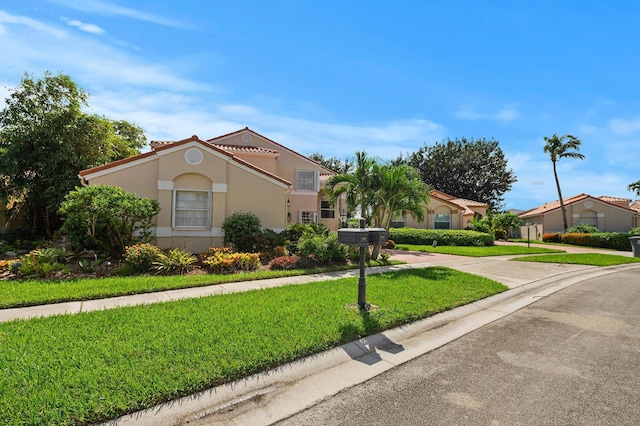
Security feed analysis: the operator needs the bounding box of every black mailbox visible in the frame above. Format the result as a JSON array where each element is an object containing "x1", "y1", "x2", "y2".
[
  {"x1": 337, "y1": 228, "x2": 370, "y2": 247},
  {"x1": 367, "y1": 228, "x2": 387, "y2": 245}
]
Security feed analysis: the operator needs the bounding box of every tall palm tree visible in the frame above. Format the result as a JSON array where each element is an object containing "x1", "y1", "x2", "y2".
[
  {"x1": 370, "y1": 163, "x2": 431, "y2": 258},
  {"x1": 628, "y1": 180, "x2": 640, "y2": 197},
  {"x1": 543, "y1": 133, "x2": 585, "y2": 231},
  {"x1": 324, "y1": 151, "x2": 376, "y2": 223}
]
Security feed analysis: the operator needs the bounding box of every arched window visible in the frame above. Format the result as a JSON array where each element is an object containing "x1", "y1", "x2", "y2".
[
  {"x1": 434, "y1": 206, "x2": 452, "y2": 229},
  {"x1": 577, "y1": 210, "x2": 598, "y2": 228}
]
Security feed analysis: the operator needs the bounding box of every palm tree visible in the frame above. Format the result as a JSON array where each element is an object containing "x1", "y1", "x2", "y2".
[
  {"x1": 324, "y1": 151, "x2": 376, "y2": 223},
  {"x1": 628, "y1": 180, "x2": 640, "y2": 197},
  {"x1": 370, "y1": 163, "x2": 431, "y2": 258},
  {"x1": 543, "y1": 133, "x2": 585, "y2": 231}
]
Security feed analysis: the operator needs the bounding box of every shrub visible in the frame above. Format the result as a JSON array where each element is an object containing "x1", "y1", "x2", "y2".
[
  {"x1": 152, "y1": 248, "x2": 198, "y2": 275},
  {"x1": 389, "y1": 228, "x2": 494, "y2": 247},
  {"x1": 202, "y1": 251, "x2": 261, "y2": 274},
  {"x1": 587, "y1": 233, "x2": 633, "y2": 251},
  {"x1": 629, "y1": 227, "x2": 640, "y2": 236},
  {"x1": 562, "y1": 233, "x2": 592, "y2": 247},
  {"x1": 122, "y1": 244, "x2": 163, "y2": 274},
  {"x1": 222, "y1": 212, "x2": 262, "y2": 252},
  {"x1": 269, "y1": 255, "x2": 300, "y2": 270},
  {"x1": 566, "y1": 224, "x2": 599, "y2": 234},
  {"x1": 297, "y1": 233, "x2": 347, "y2": 266},
  {"x1": 257, "y1": 229, "x2": 287, "y2": 262},
  {"x1": 16, "y1": 248, "x2": 71, "y2": 277},
  {"x1": 542, "y1": 232, "x2": 632, "y2": 251},
  {"x1": 542, "y1": 233, "x2": 563, "y2": 243},
  {"x1": 59, "y1": 185, "x2": 160, "y2": 257}
]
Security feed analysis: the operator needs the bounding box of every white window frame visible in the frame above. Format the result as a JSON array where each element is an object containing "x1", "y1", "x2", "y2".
[
  {"x1": 299, "y1": 211, "x2": 318, "y2": 224},
  {"x1": 173, "y1": 190, "x2": 211, "y2": 229},
  {"x1": 296, "y1": 169, "x2": 319, "y2": 192},
  {"x1": 434, "y1": 213, "x2": 451, "y2": 229},
  {"x1": 320, "y1": 198, "x2": 335, "y2": 219}
]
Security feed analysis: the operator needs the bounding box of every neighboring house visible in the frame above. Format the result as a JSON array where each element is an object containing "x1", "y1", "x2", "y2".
[
  {"x1": 398, "y1": 189, "x2": 487, "y2": 230},
  {"x1": 78, "y1": 128, "x2": 342, "y2": 253},
  {"x1": 518, "y1": 194, "x2": 638, "y2": 234},
  {"x1": 631, "y1": 200, "x2": 640, "y2": 228}
]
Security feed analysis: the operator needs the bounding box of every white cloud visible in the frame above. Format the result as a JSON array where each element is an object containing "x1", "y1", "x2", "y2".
[
  {"x1": 0, "y1": 10, "x2": 67, "y2": 38},
  {"x1": 455, "y1": 105, "x2": 520, "y2": 122},
  {"x1": 609, "y1": 118, "x2": 640, "y2": 136},
  {"x1": 66, "y1": 19, "x2": 105, "y2": 34},
  {"x1": 45, "y1": 0, "x2": 182, "y2": 27}
]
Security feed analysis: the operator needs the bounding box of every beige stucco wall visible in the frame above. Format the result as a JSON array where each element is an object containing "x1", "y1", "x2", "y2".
[
  {"x1": 523, "y1": 198, "x2": 637, "y2": 233},
  {"x1": 403, "y1": 200, "x2": 466, "y2": 230},
  {"x1": 216, "y1": 131, "x2": 339, "y2": 230},
  {"x1": 82, "y1": 142, "x2": 289, "y2": 253}
]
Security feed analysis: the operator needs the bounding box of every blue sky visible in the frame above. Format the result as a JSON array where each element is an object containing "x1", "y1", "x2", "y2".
[{"x1": 1, "y1": 0, "x2": 640, "y2": 210}]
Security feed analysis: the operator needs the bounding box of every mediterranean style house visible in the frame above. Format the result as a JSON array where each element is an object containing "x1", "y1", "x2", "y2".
[
  {"x1": 78, "y1": 128, "x2": 341, "y2": 252},
  {"x1": 77, "y1": 127, "x2": 490, "y2": 252},
  {"x1": 518, "y1": 194, "x2": 639, "y2": 235},
  {"x1": 399, "y1": 189, "x2": 487, "y2": 230}
]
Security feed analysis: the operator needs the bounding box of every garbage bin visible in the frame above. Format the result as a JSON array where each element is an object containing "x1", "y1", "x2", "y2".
[{"x1": 630, "y1": 236, "x2": 640, "y2": 258}]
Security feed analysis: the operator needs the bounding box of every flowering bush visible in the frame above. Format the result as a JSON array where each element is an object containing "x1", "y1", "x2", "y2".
[
  {"x1": 123, "y1": 244, "x2": 163, "y2": 273},
  {"x1": 269, "y1": 255, "x2": 300, "y2": 270},
  {"x1": 542, "y1": 233, "x2": 563, "y2": 243},
  {"x1": 202, "y1": 251, "x2": 261, "y2": 274}
]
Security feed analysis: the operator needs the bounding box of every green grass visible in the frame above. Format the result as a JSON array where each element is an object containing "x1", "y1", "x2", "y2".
[
  {"x1": 0, "y1": 261, "x2": 398, "y2": 309},
  {"x1": 0, "y1": 267, "x2": 506, "y2": 425},
  {"x1": 511, "y1": 253, "x2": 640, "y2": 266},
  {"x1": 395, "y1": 244, "x2": 565, "y2": 257}
]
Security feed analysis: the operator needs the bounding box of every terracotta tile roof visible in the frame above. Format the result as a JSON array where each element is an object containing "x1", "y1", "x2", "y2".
[
  {"x1": 519, "y1": 193, "x2": 637, "y2": 218},
  {"x1": 428, "y1": 190, "x2": 487, "y2": 216},
  {"x1": 598, "y1": 195, "x2": 632, "y2": 203},
  {"x1": 206, "y1": 127, "x2": 336, "y2": 175},
  {"x1": 631, "y1": 200, "x2": 640, "y2": 212},
  {"x1": 80, "y1": 135, "x2": 291, "y2": 187},
  {"x1": 518, "y1": 194, "x2": 589, "y2": 217},
  {"x1": 211, "y1": 143, "x2": 279, "y2": 155}
]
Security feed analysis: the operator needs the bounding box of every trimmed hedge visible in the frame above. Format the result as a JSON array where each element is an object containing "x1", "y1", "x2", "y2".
[
  {"x1": 389, "y1": 228, "x2": 494, "y2": 246},
  {"x1": 542, "y1": 232, "x2": 633, "y2": 251}
]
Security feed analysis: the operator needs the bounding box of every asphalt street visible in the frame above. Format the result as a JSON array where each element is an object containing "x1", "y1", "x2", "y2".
[{"x1": 276, "y1": 269, "x2": 640, "y2": 425}]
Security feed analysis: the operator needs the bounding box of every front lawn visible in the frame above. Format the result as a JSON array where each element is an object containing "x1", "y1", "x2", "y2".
[
  {"x1": 0, "y1": 261, "x2": 396, "y2": 309},
  {"x1": 511, "y1": 253, "x2": 640, "y2": 266},
  {"x1": 0, "y1": 267, "x2": 506, "y2": 425},
  {"x1": 395, "y1": 244, "x2": 565, "y2": 257}
]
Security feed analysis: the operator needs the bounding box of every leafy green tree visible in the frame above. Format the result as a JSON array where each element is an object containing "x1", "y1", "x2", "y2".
[
  {"x1": 405, "y1": 137, "x2": 517, "y2": 210},
  {"x1": 472, "y1": 211, "x2": 522, "y2": 239},
  {"x1": 628, "y1": 180, "x2": 640, "y2": 196},
  {"x1": 370, "y1": 163, "x2": 431, "y2": 258},
  {"x1": 59, "y1": 185, "x2": 160, "y2": 258},
  {"x1": 543, "y1": 133, "x2": 585, "y2": 231},
  {"x1": 308, "y1": 153, "x2": 352, "y2": 174},
  {"x1": 324, "y1": 151, "x2": 377, "y2": 222},
  {"x1": 0, "y1": 71, "x2": 146, "y2": 237}
]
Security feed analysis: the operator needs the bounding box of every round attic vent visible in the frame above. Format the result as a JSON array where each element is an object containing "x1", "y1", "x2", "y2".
[
  {"x1": 242, "y1": 133, "x2": 252, "y2": 143},
  {"x1": 584, "y1": 201, "x2": 593, "y2": 208},
  {"x1": 185, "y1": 148, "x2": 203, "y2": 165}
]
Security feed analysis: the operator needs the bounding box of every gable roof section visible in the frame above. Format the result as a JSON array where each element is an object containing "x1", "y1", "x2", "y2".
[
  {"x1": 519, "y1": 194, "x2": 636, "y2": 218},
  {"x1": 630, "y1": 200, "x2": 640, "y2": 213},
  {"x1": 428, "y1": 189, "x2": 487, "y2": 216},
  {"x1": 79, "y1": 135, "x2": 291, "y2": 187},
  {"x1": 206, "y1": 127, "x2": 336, "y2": 176}
]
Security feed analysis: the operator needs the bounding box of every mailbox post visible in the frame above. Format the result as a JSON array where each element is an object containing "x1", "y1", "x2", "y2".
[{"x1": 337, "y1": 219, "x2": 388, "y2": 311}]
